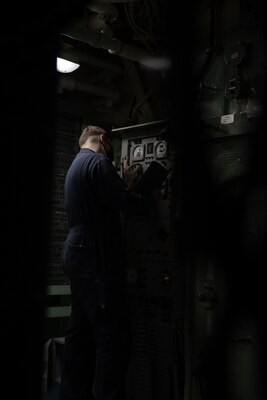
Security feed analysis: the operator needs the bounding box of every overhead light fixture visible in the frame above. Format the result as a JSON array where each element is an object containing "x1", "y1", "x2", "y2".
[{"x1": 56, "y1": 57, "x2": 80, "y2": 73}]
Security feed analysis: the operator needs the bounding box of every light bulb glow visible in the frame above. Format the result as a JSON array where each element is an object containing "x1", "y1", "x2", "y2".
[{"x1": 56, "y1": 57, "x2": 80, "y2": 73}]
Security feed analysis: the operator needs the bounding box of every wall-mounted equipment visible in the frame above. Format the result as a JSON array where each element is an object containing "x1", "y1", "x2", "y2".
[{"x1": 113, "y1": 120, "x2": 183, "y2": 400}]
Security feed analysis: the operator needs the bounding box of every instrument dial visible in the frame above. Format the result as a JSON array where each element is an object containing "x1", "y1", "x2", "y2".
[
  {"x1": 155, "y1": 141, "x2": 167, "y2": 159},
  {"x1": 132, "y1": 144, "x2": 145, "y2": 161}
]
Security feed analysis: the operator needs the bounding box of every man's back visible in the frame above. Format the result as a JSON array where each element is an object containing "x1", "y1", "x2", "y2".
[{"x1": 63, "y1": 147, "x2": 127, "y2": 279}]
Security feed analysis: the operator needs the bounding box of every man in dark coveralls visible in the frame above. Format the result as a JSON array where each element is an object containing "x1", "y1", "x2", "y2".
[{"x1": 59, "y1": 125, "x2": 143, "y2": 400}]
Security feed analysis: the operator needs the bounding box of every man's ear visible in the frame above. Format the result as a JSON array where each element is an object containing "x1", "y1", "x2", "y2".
[{"x1": 100, "y1": 133, "x2": 110, "y2": 145}]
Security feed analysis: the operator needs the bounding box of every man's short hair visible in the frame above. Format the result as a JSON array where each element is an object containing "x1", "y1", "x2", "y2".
[{"x1": 79, "y1": 125, "x2": 107, "y2": 147}]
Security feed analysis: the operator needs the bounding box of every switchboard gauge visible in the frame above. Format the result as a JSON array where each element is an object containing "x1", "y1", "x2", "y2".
[
  {"x1": 132, "y1": 144, "x2": 145, "y2": 161},
  {"x1": 155, "y1": 141, "x2": 167, "y2": 159}
]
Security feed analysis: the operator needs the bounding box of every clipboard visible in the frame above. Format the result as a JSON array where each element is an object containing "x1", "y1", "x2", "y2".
[{"x1": 133, "y1": 160, "x2": 168, "y2": 195}]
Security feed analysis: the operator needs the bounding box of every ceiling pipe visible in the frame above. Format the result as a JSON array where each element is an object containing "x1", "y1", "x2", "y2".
[
  {"x1": 57, "y1": 75, "x2": 120, "y2": 101},
  {"x1": 61, "y1": 23, "x2": 171, "y2": 70},
  {"x1": 58, "y1": 48, "x2": 123, "y2": 74}
]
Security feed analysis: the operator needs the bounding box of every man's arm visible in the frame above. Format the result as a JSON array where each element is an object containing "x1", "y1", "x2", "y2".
[
  {"x1": 121, "y1": 156, "x2": 142, "y2": 189},
  {"x1": 91, "y1": 157, "x2": 144, "y2": 213}
]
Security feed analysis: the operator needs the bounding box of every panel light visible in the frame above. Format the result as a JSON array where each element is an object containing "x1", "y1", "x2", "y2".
[{"x1": 56, "y1": 57, "x2": 80, "y2": 73}]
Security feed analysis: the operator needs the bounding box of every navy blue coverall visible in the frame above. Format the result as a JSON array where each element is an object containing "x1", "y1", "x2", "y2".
[{"x1": 59, "y1": 148, "x2": 144, "y2": 400}]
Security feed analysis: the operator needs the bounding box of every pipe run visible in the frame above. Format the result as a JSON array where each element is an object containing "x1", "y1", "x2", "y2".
[
  {"x1": 58, "y1": 49, "x2": 123, "y2": 74},
  {"x1": 61, "y1": 23, "x2": 171, "y2": 70}
]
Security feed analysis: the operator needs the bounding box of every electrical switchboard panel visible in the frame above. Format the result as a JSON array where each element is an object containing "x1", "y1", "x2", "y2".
[{"x1": 113, "y1": 120, "x2": 183, "y2": 400}]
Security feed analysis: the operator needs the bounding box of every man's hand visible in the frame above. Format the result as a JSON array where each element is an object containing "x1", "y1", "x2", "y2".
[{"x1": 122, "y1": 157, "x2": 142, "y2": 189}]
